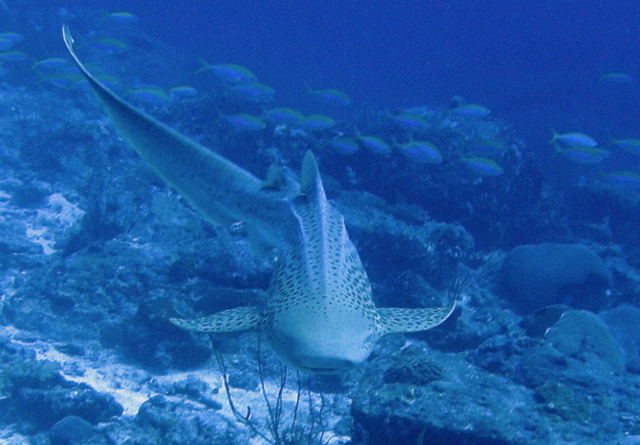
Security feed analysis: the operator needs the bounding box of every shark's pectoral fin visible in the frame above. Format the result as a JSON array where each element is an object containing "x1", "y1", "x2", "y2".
[
  {"x1": 170, "y1": 306, "x2": 261, "y2": 333},
  {"x1": 378, "y1": 301, "x2": 456, "y2": 335}
]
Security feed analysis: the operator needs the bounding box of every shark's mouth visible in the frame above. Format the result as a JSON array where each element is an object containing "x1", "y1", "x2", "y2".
[
  {"x1": 297, "y1": 357, "x2": 356, "y2": 374},
  {"x1": 301, "y1": 365, "x2": 341, "y2": 373}
]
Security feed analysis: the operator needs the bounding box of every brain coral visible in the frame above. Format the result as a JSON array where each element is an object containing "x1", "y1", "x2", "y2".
[{"x1": 600, "y1": 304, "x2": 640, "y2": 373}]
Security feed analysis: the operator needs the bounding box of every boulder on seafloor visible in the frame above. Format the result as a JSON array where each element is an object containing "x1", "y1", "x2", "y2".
[
  {"x1": 14, "y1": 380, "x2": 123, "y2": 428},
  {"x1": 49, "y1": 415, "x2": 107, "y2": 445},
  {"x1": 601, "y1": 304, "x2": 640, "y2": 373},
  {"x1": 545, "y1": 309, "x2": 625, "y2": 374},
  {"x1": 499, "y1": 243, "x2": 610, "y2": 313}
]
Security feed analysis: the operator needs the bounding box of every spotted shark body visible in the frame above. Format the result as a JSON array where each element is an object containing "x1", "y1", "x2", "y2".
[{"x1": 63, "y1": 26, "x2": 455, "y2": 373}]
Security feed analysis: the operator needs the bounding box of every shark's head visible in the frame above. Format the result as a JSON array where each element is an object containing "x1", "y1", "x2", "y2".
[{"x1": 264, "y1": 304, "x2": 382, "y2": 373}]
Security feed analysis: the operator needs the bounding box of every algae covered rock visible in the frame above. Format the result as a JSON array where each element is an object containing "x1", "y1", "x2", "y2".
[
  {"x1": 136, "y1": 395, "x2": 247, "y2": 445},
  {"x1": 533, "y1": 380, "x2": 593, "y2": 422},
  {"x1": 500, "y1": 243, "x2": 610, "y2": 313},
  {"x1": 382, "y1": 345, "x2": 444, "y2": 385},
  {"x1": 350, "y1": 348, "x2": 620, "y2": 444}
]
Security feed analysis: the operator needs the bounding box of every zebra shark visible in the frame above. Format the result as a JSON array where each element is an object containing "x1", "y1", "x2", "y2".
[{"x1": 62, "y1": 26, "x2": 455, "y2": 373}]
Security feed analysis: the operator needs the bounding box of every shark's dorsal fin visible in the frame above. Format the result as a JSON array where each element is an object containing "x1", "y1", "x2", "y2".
[
  {"x1": 170, "y1": 306, "x2": 261, "y2": 333},
  {"x1": 299, "y1": 151, "x2": 321, "y2": 198},
  {"x1": 377, "y1": 300, "x2": 456, "y2": 334}
]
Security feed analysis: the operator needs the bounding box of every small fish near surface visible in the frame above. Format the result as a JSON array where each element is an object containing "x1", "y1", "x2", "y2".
[
  {"x1": 0, "y1": 37, "x2": 13, "y2": 51},
  {"x1": 599, "y1": 72, "x2": 633, "y2": 84},
  {"x1": 168, "y1": 85, "x2": 198, "y2": 97},
  {"x1": 263, "y1": 107, "x2": 304, "y2": 125},
  {"x1": 0, "y1": 32, "x2": 24, "y2": 51},
  {"x1": 449, "y1": 103, "x2": 490, "y2": 118},
  {"x1": 222, "y1": 112, "x2": 266, "y2": 132},
  {"x1": 294, "y1": 114, "x2": 336, "y2": 132},
  {"x1": 107, "y1": 11, "x2": 138, "y2": 23},
  {"x1": 397, "y1": 140, "x2": 443, "y2": 164},
  {"x1": 128, "y1": 86, "x2": 170, "y2": 105},
  {"x1": 306, "y1": 85, "x2": 352, "y2": 106},
  {"x1": 355, "y1": 133, "x2": 391, "y2": 155},
  {"x1": 461, "y1": 156, "x2": 504, "y2": 177},
  {"x1": 329, "y1": 137, "x2": 359, "y2": 155},
  {"x1": 556, "y1": 146, "x2": 610, "y2": 164},
  {"x1": 387, "y1": 111, "x2": 430, "y2": 133},
  {"x1": 226, "y1": 82, "x2": 274, "y2": 103},
  {"x1": 612, "y1": 138, "x2": 640, "y2": 156},
  {"x1": 32, "y1": 57, "x2": 68, "y2": 71},
  {"x1": 197, "y1": 61, "x2": 257, "y2": 84},
  {"x1": 0, "y1": 50, "x2": 28, "y2": 62},
  {"x1": 550, "y1": 130, "x2": 597, "y2": 148},
  {"x1": 0, "y1": 32, "x2": 24, "y2": 45},
  {"x1": 87, "y1": 37, "x2": 129, "y2": 53},
  {"x1": 601, "y1": 171, "x2": 640, "y2": 189},
  {"x1": 62, "y1": 25, "x2": 455, "y2": 373},
  {"x1": 36, "y1": 71, "x2": 85, "y2": 89}
]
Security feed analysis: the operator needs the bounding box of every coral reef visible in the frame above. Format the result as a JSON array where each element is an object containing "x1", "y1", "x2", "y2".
[{"x1": 0, "y1": 5, "x2": 639, "y2": 444}]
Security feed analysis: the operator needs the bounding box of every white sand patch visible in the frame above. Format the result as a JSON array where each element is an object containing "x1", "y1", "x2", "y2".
[
  {"x1": 0, "y1": 427, "x2": 29, "y2": 445},
  {"x1": 0, "y1": 190, "x2": 11, "y2": 210},
  {"x1": 5, "y1": 326, "x2": 349, "y2": 443},
  {"x1": 25, "y1": 224, "x2": 55, "y2": 254},
  {"x1": 27, "y1": 344, "x2": 157, "y2": 416}
]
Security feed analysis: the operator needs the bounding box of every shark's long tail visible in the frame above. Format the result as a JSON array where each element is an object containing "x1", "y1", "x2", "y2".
[{"x1": 62, "y1": 25, "x2": 289, "y2": 250}]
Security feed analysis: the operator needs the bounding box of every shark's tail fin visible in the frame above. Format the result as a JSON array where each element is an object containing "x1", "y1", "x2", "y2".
[{"x1": 62, "y1": 25, "x2": 289, "y2": 251}]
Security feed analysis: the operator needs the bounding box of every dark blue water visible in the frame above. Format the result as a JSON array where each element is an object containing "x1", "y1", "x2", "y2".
[{"x1": 56, "y1": 0, "x2": 640, "y2": 154}]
